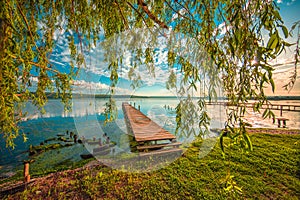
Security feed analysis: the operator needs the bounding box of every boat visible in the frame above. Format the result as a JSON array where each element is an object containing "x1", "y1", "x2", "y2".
[
  {"x1": 80, "y1": 154, "x2": 93, "y2": 159},
  {"x1": 93, "y1": 143, "x2": 115, "y2": 154},
  {"x1": 94, "y1": 148, "x2": 111, "y2": 156},
  {"x1": 80, "y1": 145, "x2": 114, "y2": 159},
  {"x1": 86, "y1": 141, "x2": 100, "y2": 145}
]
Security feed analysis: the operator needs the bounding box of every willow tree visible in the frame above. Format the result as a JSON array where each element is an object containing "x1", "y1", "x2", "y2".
[{"x1": 0, "y1": 0, "x2": 294, "y2": 148}]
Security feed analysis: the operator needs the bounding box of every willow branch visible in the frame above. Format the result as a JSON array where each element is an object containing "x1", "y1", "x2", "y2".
[
  {"x1": 10, "y1": 54, "x2": 60, "y2": 74},
  {"x1": 16, "y1": 2, "x2": 52, "y2": 68},
  {"x1": 164, "y1": 0, "x2": 190, "y2": 21},
  {"x1": 70, "y1": 0, "x2": 86, "y2": 68},
  {"x1": 126, "y1": 1, "x2": 154, "y2": 35},
  {"x1": 115, "y1": 0, "x2": 129, "y2": 29},
  {"x1": 174, "y1": 0, "x2": 194, "y2": 19},
  {"x1": 283, "y1": 22, "x2": 300, "y2": 91},
  {"x1": 217, "y1": 5, "x2": 230, "y2": 35},
  {"x1": 137, "y1": 0, "x2": 168, "y2": 29}
]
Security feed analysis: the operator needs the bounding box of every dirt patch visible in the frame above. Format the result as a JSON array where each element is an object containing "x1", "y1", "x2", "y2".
[{"x1": 0, "y1": 160, "x2": 103, "y2": 198}]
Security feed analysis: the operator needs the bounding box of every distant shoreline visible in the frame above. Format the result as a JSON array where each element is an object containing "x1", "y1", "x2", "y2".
[{"x1": 43, "y1": 92, "x2": 300, "y2": 101}]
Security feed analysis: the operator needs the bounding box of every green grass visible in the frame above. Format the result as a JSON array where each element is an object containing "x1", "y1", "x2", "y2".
[{"x1": 4, "y1": 133, "x2": 300, "y2": 199}]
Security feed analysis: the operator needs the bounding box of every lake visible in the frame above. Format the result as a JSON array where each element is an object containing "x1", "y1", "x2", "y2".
[{"x1": 0, "y1": 98, "x2": 299, "y2": 176}]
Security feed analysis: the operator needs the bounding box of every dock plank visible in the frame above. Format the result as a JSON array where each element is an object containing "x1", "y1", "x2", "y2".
[{"x1": 122, "y1": 102, "x2": 176, "y2": 143}]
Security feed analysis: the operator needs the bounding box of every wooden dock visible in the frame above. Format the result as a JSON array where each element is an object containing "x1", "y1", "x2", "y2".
[
  {"x1": 122, "y1": 102, "x2": 182, "y2": 156},
  {"x1": 122, "y1": 102, "x2": 177, "y2": 143},
  {"x1": 206, "y1": 101, "x2": 300, "y2": 116}
]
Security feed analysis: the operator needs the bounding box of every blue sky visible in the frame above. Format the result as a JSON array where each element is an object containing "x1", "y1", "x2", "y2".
[
  {"x1": 277, "y1": 0, "x2": 299, "y2": 26},
  {"x1": 269, "y1": 0, "x2": 300, "y2": 96},
  {"x1": 43, "y1": 1, "x2": 300, "y2": 97}
]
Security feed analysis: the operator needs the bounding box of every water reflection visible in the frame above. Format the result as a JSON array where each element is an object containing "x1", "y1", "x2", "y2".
[
  {"x1": 21, "y1": 99, "x2": 108, "y2": 120},
  {"x1": 242, "y1": 101, "x2": 300, "y2": 129}
]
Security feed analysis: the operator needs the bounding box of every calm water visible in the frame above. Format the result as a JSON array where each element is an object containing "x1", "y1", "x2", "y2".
[
  {"x1": 242, "y1": 100, "x2": 300, "y2": 129},
  {"x1": 0, "y1": 98, "x2": 299, "y2": 177}
]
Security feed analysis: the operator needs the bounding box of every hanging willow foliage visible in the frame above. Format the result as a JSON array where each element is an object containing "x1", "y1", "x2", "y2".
[{"x1": 0, "y1": 0, "x2": 294, "y2": 149}]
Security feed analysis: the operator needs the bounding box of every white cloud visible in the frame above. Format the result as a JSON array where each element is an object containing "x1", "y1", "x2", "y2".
[
  {"x1": 48, "y1": 27, "x2": 215, "y2": 97},
  {"x1": 29, "y1": 76, "x2": 39, "y2": 82},
  {"x1": 171, "y1": 8, "x2": 186, "y2": 21},
  {"x1": 72, "y1": 79, "x2": 133, "y2": 95},
  {"x1": 72, "y1": 80, "x2": 109, "y2": 92},
  {"x1": 287, "y1": 0, "x2": 296, "y2": 5},
  {"x1": 49, "y1": 59, "x2": 65, "y2": 66}
]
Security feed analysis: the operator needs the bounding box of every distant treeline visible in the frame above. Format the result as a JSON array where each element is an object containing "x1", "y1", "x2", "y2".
[
  {"x1": 43, "y1": 92, "x2": 300, "y2": 101},
  {"x1": 266, "y1": 96, "x2": 300, "y2": 101}
]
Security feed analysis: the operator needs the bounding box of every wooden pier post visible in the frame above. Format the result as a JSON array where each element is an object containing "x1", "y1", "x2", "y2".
[{"x1": 23, "y1": 161, "x2": 30, "y2": 183}]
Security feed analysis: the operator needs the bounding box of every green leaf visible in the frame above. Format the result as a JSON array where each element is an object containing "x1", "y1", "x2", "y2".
[
  {"x1": 273, "y1": 10, "x2": 282, "y2": 21},
  {"x1": 267, "y1": 33, "x2": 278, "y2": 50},
  {"x1": 281, "y1": 25, "x2": 289, "y2": 38},
  {"x1": 290, "y1": 20, "x2": 300, "y2": 32},
  {"x1": 282, "y1": 41, "x2": 295, "y2": 47},
  {"x1": 243, "y1": 134, "x2": 253, "y2": 151},
  {"x1": 13, "y1": 94, "x2": 20, "y2": 102},
  {"x1": 270, "y1": 78, "x2": 275, "y2": 93},
  {"x1": 262, "y1": 108, "x2": 269, "y2": 119},
  {"x1": 220, "y1": 134, "x2": 225, "y2": 153}
]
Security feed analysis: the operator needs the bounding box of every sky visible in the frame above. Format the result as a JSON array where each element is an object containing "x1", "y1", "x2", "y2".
[
  {"x1": 44, "y1": 1, "x2": 300, "y2": 97},
  {"x1": 268, "y1": 0, "x2": 300, "y2": 96}
]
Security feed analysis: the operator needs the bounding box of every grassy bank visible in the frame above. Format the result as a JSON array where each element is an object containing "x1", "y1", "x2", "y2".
[{"x1": 2, "y1": 132, "x2": 300, "y2": 199}]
